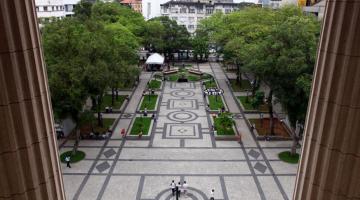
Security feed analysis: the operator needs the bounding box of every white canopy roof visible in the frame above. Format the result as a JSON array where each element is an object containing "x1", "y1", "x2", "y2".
[{"x1": 146, "y1": 53, "x2": 164, "y2": 65}]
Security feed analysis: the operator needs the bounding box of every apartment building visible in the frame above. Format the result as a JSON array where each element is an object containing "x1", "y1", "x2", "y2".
[
  {"x1": 120, "y1": 0, "x2": 143, "y2": 13},
  {"x1": 160, "y1": 0, "x2": 254, "y2": 33}
]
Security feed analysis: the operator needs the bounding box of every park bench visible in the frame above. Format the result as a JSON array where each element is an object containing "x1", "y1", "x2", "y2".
[
  {"x1": 188, "y1": 69, "x2": 203, "y2": 75},
  {"x1": 163, "y1": 69, "x2": 178, "y2": 75}
]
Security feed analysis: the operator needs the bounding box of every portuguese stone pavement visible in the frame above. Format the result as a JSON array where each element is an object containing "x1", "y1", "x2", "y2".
[{"x1": 59, "y1": 63, "x2": 299, "y2": 200}]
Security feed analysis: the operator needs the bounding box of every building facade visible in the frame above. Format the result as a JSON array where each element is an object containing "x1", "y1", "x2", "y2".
[
  {"x1": 35, "y1": 0, "x2": 81, "y2": 23},
  {"x1": 120, "y1": 0, "x2": 143, "y2": 13},
  {"x1": 160, "y1": 0, "x2": 254, "y2": 33},
  {"x1": 265, "y1": 0, "x2": 297, "y2": 9}
]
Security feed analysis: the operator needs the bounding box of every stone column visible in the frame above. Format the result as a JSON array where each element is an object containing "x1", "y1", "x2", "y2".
[
  {"x1": 0, "y1": 0, "x2": 65, "y2": 199},
  {"x1": 294, "y1": 0, "x2": 360, "y2": 199}
]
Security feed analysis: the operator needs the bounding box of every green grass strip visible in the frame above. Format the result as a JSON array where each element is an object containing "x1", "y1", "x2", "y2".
[
  {"x1": 101, "y1": 95, "x2": 127, "y2": 110},
  {"x1": 148, "y1": 80, "x2": 162, "y2": 89},
  {"x1": 130, "y1": 117, "x2": 152, "y2": 135},
  {"x1": 208, "y1": 95, "x2": 224, "y2": 110},
  {"x1": 213, "y1": 117, "x2": 235, "y2": 135},
  {"x1": 140, "y1": 95, "x2": 158, "y2": 110}
]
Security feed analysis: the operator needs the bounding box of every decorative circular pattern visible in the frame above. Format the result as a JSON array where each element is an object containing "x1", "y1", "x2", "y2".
[
  {"x1": 167, "y1": 111, "x2": 198, "y2": 122},
  {"x1": 155, "y1": 187, "x2": 208, "y2": 200},
  {"x1": 170, "y1": 90, "x2": 195, "y2": 97}
]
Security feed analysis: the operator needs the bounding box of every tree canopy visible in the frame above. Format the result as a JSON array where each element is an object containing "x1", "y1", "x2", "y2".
[
  {"x1": 43, "y1": 1, "x2": 142, "y2": 122},
  {"x1": 197, "y1": 6, "x2": 320, "y2": 126}
]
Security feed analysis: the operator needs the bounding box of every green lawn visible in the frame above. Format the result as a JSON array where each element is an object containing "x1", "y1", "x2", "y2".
[
  {"x1": 140, "y1": 95, "x2": 158, "y2": 110},
  {"x1": 165, "y1": 71, "x2": 213, "y2": 82},
  {"x1": 213, "y1": 117, "x2": 235, "y2": 135},
  {"x1": 278, "y1": 151, "x2": 300, "y2": 164},
  {"x1": 130, "y1": 117, "x2": 152, "y2": 135},
  {"x1": 100, "y1": 95, "x2": 127, "y2": 110},
  {"x1": 168, "y1": 74, "x2": 179, "y2": 82},
  {"x1": 229, "y1": 79, "x2": 251, "y2": 92},
  {"x1": 92, "y1": 118, "x2": 116, "y2": 134},
  {"x1": 60, "y1": 151, "x2": 86, "y2": 163},
  {"x1": 208, "y1": 95, "x2": 224, "y2": 110},
  {"x1": 148, "y1": 80, "x2": 162, "y2": 89},
  {"x1": 103, "y1": 118, "x2": 115, "y2": 129},
  {"x1": 204, "y1": 80, "x2": 217, "y2": 89},
  {"x1": 188, "y1": 75, "x2": 200, "y2": 81},
  {"x1": 237, "y1": 96, "x2": 268, "y2": 112}
]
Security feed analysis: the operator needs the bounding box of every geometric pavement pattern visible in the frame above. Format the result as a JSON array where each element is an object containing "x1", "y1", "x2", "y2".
[{"x1": 59, "y1": 63, "x2": 299, "y2": 200}]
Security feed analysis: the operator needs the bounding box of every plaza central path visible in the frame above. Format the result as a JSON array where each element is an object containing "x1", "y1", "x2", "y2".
[{"x1": 60, "y1": 63, "x2": 298, "y2": 200}]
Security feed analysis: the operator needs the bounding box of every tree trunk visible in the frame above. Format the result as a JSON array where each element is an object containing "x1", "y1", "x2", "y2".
[
  {"x1": 111, "y1": 88, "x2": 115, "y2": 106},
  {"x1": 237, "y1": 62, "x2": 242, "y2": 87},
  {"x1": 268, "y1": 89, "x2": 275, "y2": 136},
  {"x1": 72, "y1": 128, "x2": 80, "y2": 156},
  {"x1": 252, "y1": 78, "x2": 258, "y2": 97},
  {"x1": 116, "y1": 89, "x2": 119, "y2": 100},
  {"x1": 291, "y1": 133, "x2": 298, "y2": 156},
  {"x1": 97, "y1": 96, "x2": 103, "y2": 127}
]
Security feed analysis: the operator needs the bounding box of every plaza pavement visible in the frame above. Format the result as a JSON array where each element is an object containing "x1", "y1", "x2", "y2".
[{"x1": 59, "y1": 63, "x2": 299, "y2": 200}]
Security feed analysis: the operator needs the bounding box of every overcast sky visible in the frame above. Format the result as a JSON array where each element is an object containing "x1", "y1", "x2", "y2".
[{"x1": 142, "y1": 0, "x2": 258, "y2": 20}]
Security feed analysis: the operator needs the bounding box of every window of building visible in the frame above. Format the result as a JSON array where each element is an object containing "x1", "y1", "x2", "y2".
[
  {"x1": 180, "y1": 8, "x2": 187, "y2": 13},
  {"x1": 172, "y1": 17, "x2": 178, "y2": 21},
  {"x1": 215, "y1": 9, "x2": 222, "y2": 13},
  {"x1": 170, "y1": 8, "x2": 178, "y2": 13},
  {"x1": 36, "y1": 6, "x2": 39, "y2": 12},
  {"x1": 52, "y1": 6, "x2": 55, "y2": 11},
  {"x1": 206, "y1": 9, "x2": 213, "y2": 14},
  {"x1": 197, "y1": 8, "x2": 204, "y2": 13},
  {"x1": 44, "y1": 6, "x2": 48, "y2": 11},
  {"x1": 188, "y1": 25, "x2": 195, "y2": 30},
  {"x1": 189, "y1": 17, "x2": 195, "y2": 22},
  {"x1": 225, "y1": 9, "x2": 231, "y2": 14},
  {"x1": 189, "y1": 8, "x2": 195, "y2": 13},
  {"x1": 198, "y1": 17, "x2": 203, "y2": 21}
]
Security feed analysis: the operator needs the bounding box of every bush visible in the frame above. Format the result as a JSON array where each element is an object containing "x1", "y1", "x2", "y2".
[
  {"x1": 60, "y1": 151, "x2": 86, "y2": 163},
  {"x1": 278, "y1": 151, "x2": 300, "y2": 164}
]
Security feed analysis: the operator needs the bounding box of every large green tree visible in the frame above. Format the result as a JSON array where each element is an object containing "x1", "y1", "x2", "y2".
[
  {"x1": 196, "y1": 6, "x2": 320, "y2": 136},
  {"x1": 143, "y1": 16, "x2": 190, "y2": 61}
]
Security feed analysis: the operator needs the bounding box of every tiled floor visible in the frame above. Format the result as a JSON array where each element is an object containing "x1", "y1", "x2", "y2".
[{"x1": 60, "y1": 64, "x2": 299, "y2": 200}]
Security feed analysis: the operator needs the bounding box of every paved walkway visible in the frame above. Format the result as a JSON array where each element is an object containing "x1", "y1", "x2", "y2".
[{"x1": 59, "y1": 65, "x2": 298, "y2": 200}]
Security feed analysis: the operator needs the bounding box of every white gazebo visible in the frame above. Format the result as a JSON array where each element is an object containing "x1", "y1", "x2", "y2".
[{"x1": 145, "y1": 53, "x2": 164, "y2": 71}]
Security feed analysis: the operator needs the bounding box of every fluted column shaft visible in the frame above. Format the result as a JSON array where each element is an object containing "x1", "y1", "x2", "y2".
[
  {"x1": 0, "y1": 0, "x2": 65, "y2": 199},
  {"x1": 294, "y1": 0, "x2": 360, "y2": 199}
]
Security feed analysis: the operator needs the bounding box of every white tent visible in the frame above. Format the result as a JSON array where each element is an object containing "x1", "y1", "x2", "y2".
[{"x1": 146, "y1": 53, "x2": 164, "y2": 65}]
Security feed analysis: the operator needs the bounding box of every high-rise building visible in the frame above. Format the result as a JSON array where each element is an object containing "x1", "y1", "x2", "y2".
[{"x1": 160, "y1": 0, "x2": 254, "y2": 33}]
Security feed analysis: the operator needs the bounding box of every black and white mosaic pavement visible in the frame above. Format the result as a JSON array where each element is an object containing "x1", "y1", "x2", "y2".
[{"x1": 60, "y1": 66, "x2": 299, "y2": 200}]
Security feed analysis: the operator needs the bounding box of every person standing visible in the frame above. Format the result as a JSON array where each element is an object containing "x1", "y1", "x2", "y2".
[
  {"x1": 183, "y1": 181, "x2": 188, "y2": 196},
  {"x1": 65, "y1": 156, "x2": 71, "y2": 168},
  {"x1": 170, "y1": 180, "x2": 176, "y2": 196},
  {"x1": 176, "y1": 182, "x2": 181, "y2": 199},
  {"x1": 210, "y1": 189, "x2": 215, "y2": 200}
]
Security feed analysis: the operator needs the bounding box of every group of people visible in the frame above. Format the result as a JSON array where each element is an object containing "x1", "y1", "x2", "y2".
[
  {"x1": 170, "y1": 180, "x2": 215, "y2": 200},
  {"x1": 170, "y1": 180, "x2": 188, "y2": 199}
]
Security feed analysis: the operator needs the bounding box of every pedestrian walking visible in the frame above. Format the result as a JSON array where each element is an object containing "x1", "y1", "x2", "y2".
[
  {"x1": 176, "y1": 182, "x2": 182, "y2": 198},
  {"x1": 183, "y1": 181, "x2": 188, "y2": 196},
  {"x1": 170, "y1": 180, "x2": 176, "y2": 196},
  {"x1": 209, "y1": 189, "x2": 215, "y2": 200},
  {"x1": 175, "y1": 183, "x2": 179, "y2": 200},
  {"x1": 65, "y1": 156, "x2": 71, "y2": 168}
]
